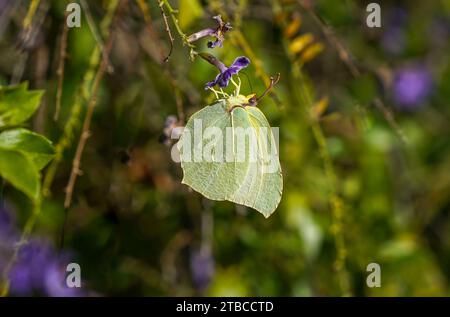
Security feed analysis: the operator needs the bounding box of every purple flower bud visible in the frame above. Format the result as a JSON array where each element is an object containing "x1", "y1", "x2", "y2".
[
  {"x1": 190, "y1": 248, "x2": 214, "y2": 291},
  {"x1": 393, "y1": 65, "x2": 433, "y2": 110}
]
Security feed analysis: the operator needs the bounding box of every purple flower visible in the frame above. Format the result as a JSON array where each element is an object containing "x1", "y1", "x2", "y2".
[
  {"x1": 8, "y1": 263, "x2": 33, "y2": 295},
  {"x1": 190, "y1": 248, "x2": 214, "y2": 291},
  {"x1": 201, "y1": 54, "x2": 250, "y2": 89},
  {"x1": 6, "y1": 239, "x2": 83, "y2": 296},
  {"x1": 393, "y1": 65, "x2": 433, "y2": 110},
  {"x1": 44, "y1": 262, "x2": 82, "y2": 297},
  {"x1": 187, "y1": 15, "x2": 232, "y2": 49},
  {"x1": 0, "y1": 208, "x2": 85, "y2": 296},
  {"x1": 8, "y1": 240, "x2": 54, "y2": 295}
]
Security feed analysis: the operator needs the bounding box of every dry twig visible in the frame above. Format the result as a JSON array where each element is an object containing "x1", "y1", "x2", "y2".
[
  {"x1": 54, "y1": 12, "x2": 69, "y2": 121},
  {"x1": 64, "y1": 0, "x2": 128, "y2": 209}
]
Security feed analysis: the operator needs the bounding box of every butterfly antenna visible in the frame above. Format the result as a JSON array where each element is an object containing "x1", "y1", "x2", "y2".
[{"x1": 257, "y1": 73, "x2": 281, "y2": 102}]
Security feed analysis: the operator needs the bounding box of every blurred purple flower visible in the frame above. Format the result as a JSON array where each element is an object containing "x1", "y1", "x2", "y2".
[
  {"x1": 393, "y1": 65, "x2": 433, "y2": 110},
  {"x1": 0, "y1": 228, "x2": 82, "y2": 297},
  {"x1": 44, "y1": 262, "x2": 82, "y2": 297},
  {"x1": 202, "y1": 55, "x2": 250, "y2": 89},
  {"x1": 8, "y1": 263, "x2": 33, "y2": 295},
  {"x1": 190, "y1": 248, "x2": 214, "y2": 291},
  {"x1": 8, "y1": 240, "x2": 54, "y2": 295},
  {"x1": 0, "y1": 207, "x2": 84, "y2": 296},
  {"x1": 8, "y1": 240, "x2": 83, "y2": 296}
]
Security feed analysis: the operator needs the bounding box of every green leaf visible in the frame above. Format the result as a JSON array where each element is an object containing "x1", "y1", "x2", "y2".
[
  {"x1": 0, "y1": 128, "x2": 55, "y2": 170},
  {"x1": 0, "y1": 82, "x2": 44, "y2": 129},
  {"x1": 178, "y1": 100, "x2": 283, "y2": 218},
  {"x1": 179, "y1": 0, "x2": 203, "y2": 30},
  {"x1": 0, "y1": 147, "x2": 40, "y2": 201}
]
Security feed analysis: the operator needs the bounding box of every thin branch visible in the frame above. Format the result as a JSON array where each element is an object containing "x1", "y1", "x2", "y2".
[
  {"x1": 299, "y1": 1, "x2": 408, "y2": 144},
  {"x1": 0, "y1": 4, "x2": 127, "y2": 293},
  {"x1": 43, "y1": 49, "x2": 99, "y2": 196},
  {"x1": 43, "y1": 0, "x2": 122, "y2": 196},
  {"x1": 135, "y1": 0, "x2": 167, "y2": 62},
  {"x1": 22, "y1": 0, "x2": 41, "y2": 29},
  {"x1": 159, "y1": 0, "x2": 197, "y2": 60},
  {"x1": 12, "y1": 0, "x2": 48, "y2": 84},
  {"x1": 257, "y1": 73, "x2": 281, "y2": 102},
  {"x1": 54, "y1": 12, "x2": 69, "y2": 121},
  {"x1": 80, "y1": 0, "x2": 114, "y2": 73},
  {"x1": 136, "y1": 0, "x2": 186, "y2": 123},
  {"x1": 17, "y1": 0, "x2": 48, "y2": 52},
  {"x1": 63, "y1": 4, "x2": 123, "y2": 209},
  {"x1": 160, "y1": 0, "x2": 189, "y2": 44},
  {"x1": 157, "y1": 0, "x2": 174, "y2": 62}
]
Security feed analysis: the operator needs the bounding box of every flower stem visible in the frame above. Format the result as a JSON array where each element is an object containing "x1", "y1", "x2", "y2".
[
  {"x1": 22, "y1": 0, "x2": 41, "y2": 29},
  {"x1": 159, "y1": 0, "x2": 197, "y2": 60}
]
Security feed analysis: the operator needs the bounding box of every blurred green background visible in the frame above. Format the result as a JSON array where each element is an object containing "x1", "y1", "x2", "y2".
[{"x1": 0, "y1": 0, "x2": 449, "y2": 296}]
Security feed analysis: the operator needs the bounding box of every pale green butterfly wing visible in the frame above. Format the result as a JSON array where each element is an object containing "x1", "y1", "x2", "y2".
[
  {"x1": 178, "y1": 100, "x2": 246, "y2": 200},
  {"x1": 231, "y1": 106, "x2": 283, "y2": 217},
  {"x1": 178, "y1": 100, "x2": 283, "y2": 217}
]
